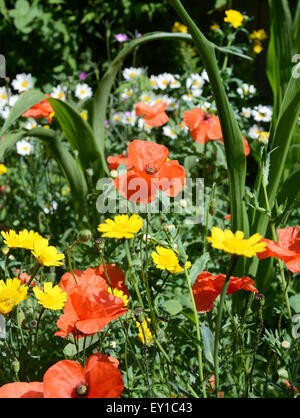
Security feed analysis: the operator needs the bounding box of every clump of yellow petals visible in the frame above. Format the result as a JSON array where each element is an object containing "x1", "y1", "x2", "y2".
[
  {"x1": 31, "y1": 239, "x2": 65, "y2": 266},
  {"x1": 33, "y1": 282, "x2": 67, "y2": 310},
  {"x1": 97, "y1": 214, "x2": 143, "y2": 239},
  {"x1": 134, "y1": 317, "x2": 153, "y2": 346},
  {"x1": 172, "y1": 21, "x2": 188, "y2": 34},
  {"x1": 0, "y1": 164, "x2": 7, "y2": 175},
  {"x1": 107, "y1": 287, "x2": 129, "y2": 307},
  {"x1": 253, "y1": 41, "x2": 263, "y2": 54},
  {"x1": 0, "y1": 278, "x2": 28, "y2": 315},
  {"x1": 151, "y1": 246, "x2": 191, "y2": 274},
  {"x1": 207, "y1": 227, "x2": 266, "y2": 257},
  {"x1": 1, "y1": 229, "x2": 45, "y2": 250},
  {"x1": 250, "y1": 29, "x2": 268, "y2": 41},
  {"x1": 1, "y1": 230, "x2": 20, "y2": 248},
  {"x1": 224, "y1": 9, "x2": 244, "y2": 29}
]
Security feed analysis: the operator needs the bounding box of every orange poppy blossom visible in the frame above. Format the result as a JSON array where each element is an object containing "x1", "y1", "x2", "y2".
[
  {"x1": 192, "y1": 271, "x2": 258, "y2": 313},
  {"x1": 257, "y1": 226, "x2": 300, "y2": 273},
  {"x1": 183, "y1": 107, "x2": 222, "y2": 144},
  {"x1": 55, "y1": 266, "x2": 128, "y2": 338},
  {"x1": 16, "y1": 271, "x2": 35, "y2": 286},
  {"x1": 22, "y1": 94, "x2": 54, "y2": 122},
  {"x1": 135, "y1": 101, "x2": 169, "y2": 127},
  {"x1": 0, "y1": 354, "x2": 123, "y2": 398},
  {"x1": 114, "y1": 139, "x2": 186, "y2": 204},
  {"x1": 107, "y1": 152, "x2": 133, "y2": 170},
  {"x1": 0, "y1": 382, "x2": 44, "y2": 398}
]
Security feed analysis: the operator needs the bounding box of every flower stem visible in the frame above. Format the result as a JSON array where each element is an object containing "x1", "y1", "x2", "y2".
[
  {"x1": 27, "y1": 263, "x2": 41, "y2": 287},
  {"x1": 214, "y1": 254, "x2": 239, "y2": 396},
  {"x1": 183, "y1": 264, "x2": 207, "y2": 398}
]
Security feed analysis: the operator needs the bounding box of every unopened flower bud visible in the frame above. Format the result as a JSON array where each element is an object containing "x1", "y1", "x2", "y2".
[
  {"x1": 209, "y1": 199, "x2": 217, "y2": 216},
  {"x1": 12, "y1": 360, "x2": 20, "y2": 374},
  {"x1": 86, "y1": 168, "x2": 94, "y2": 177},
  {"x1": 163, "y1": 224, "x2": 175, "y2": 232},
  {"x1": 180, "y1": 199, "x2": 187, "y2": 208},
  {"x1": 77, "y1": 229, "x2": 92, "y2": 243},
  {"x1": 255, "y1": 293, "x2": 265, "y2": 306},
  {"x1": 134, "y1": 307, "x2": 143, "y2": 318},
  {"x1": 95, "y1": 237, "x2": 106, "y2": 251},
  {"x1": 281, "y1": 341, "x2": 290, "y2": 349}
]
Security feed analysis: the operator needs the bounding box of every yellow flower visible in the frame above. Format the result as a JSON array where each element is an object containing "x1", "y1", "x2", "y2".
[
  {"x1": 43, "y1": 125, "x2": 50, "y2": 129},
  {"x1": 1, "y1": 230, "x2": 21, "y2": 248},
  {"x1": 207, "y1": 227, "x2": 267, "y2": 257},
  {"x1": 18, "y1": 229, "x2": 45, "y2": 250},
  {"x1": 171, "y1": 21, "x2": 188, "y2": 34},
  {"x1": 80, "y1": 111, "x2": 88, "y2": 121},
  {"x1": 31, "y1": 239, "x2": 65, "y2": 266},
  {"x1": 250, "y1": 29, "x2": 268, "y2": 41},
  {"x1": 0, "y1": 164, "x2": 7, "y2": 175},
  {"x1": 107, "y1": 287, "x2": 129, "y2": 307},
  {"x1": 210, "y1": 23, "x2": 220, "y2": 31},
  {"x1": 134, "y1": 317, "x2": 153, "y2": 346},
  {"x1": 151, "y1": 246, "x2": 191, "y2": 274},
  {"x1": 224, "y1": 9, "x2": 244, "y2": 29},
  {"x1": 97, "y1": 214, "x2": 143, "y2": 239},
  {"x1": 253, "y1": 40, "x2": 263, "y2": 54},
  {"x1": 33, "y1": 282, "x2": 67, "y2": 310},
  {"x1": 0, "y1": 278, "x2": 28, "y2": 315}
]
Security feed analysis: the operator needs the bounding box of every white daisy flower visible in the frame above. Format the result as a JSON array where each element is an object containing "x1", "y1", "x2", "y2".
[
  {"x1": 123, "y1": 111, "x2": 136, "y2": 126},
  {"x1": 51, "y1": 85, "x2": 67, "y2": 101},
  {"x1": 186, "y1": 73, "x2": 204, "y2": 92},
  {"x1": 201, "y1": 101, "x2": 212, "y2": 112},
  {"x1": 120, "y1": 88, "x2": 135, "y2": 100},
  {"x1": 177, "y1": 122, "x2": 189, "y2": 133},
  {"x1": 16, "y1": 139, "x2": 34, "y2": 156},
  {"x1": 149, "y1": 75, "x2": 159, "y2": 90},
  {"x1": 169, "y1": 75, "x2": 181, "y2": 89},
  {"x1": 163, "y1": 125, "x2": 177, "y2": 139},
  {"x1": 138, "y1": 117, "x2": 152, "y2": 133},
  {"x1": 252, "y1": 105, "x2": 273, "y2": 123},
  {"x1": 74, "y1": 83, "x2": 93, "y2": 99},
  {"x1": 153, "y1": 94, "x2": 169, "y2": 105},
  {"x1": 43, "y1": 200, "x2": 58, "y2": 214},
  {"x1": 201, "y1": 69, "x2": 209, "y2": 82},
  {"x1": 156, "y1": 73, "x2": 175, "y2": 90},
  {"x1": 248, "y1": 124, "x2": 264, "y2": 139},
  {"x1": 241, "y1": 107, "x2": 252, "y2": 118},
  {"x1": 24, "y1": 118, "x2": 38, "y2": 130},
  {"x1": 165, "y1": 97, "x2": 179, "y2": 111},
  {"x1": 11, "y1": 73, "x2": 34, "y2": 92},
  {"x1": 237, "y1": 83, "x2": 256, "y2": 98},
  {"x1": 111, "y1": 113, "x2": 123, "y2": 124},
  {"x1": 122, "y1": 67, "x2": 144, "y2": 80},
  {"x1": 0, "y1": 87, "x2": 10, "y2": 108},
  {"x1": 0, "y1": 106, "x2": 10, "y2": 119},
  {"x1": 8, "y1": 95, "x2": 19, "y2": 108},
  {"x1": 140, "y1": 92, "x2": 155, "y2": 104},
  {"x1": 182, "y1": 93, "x2": 196, "y2": 102}
]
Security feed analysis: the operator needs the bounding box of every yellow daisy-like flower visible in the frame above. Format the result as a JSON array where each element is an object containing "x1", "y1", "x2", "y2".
[
  {"x1": 31, "y1": 239, "x2": 65, "y2": 266},
  {"x1": 33, "y1": 282, "x2": 67, "y2": 310},
  {"x1": 207, "y1": 227, "x2": 267, "y2": 257},
  {"x1": 253, "y1": 40, "x2": 263, "y2": 54},
  {"x1": 134, "y1": 317, "x2": 153, "y2": 346},
  {"x1": 97, "y1": 214, "x2": 143, "y2": 239},
  {"x1": 0, "y1": 164, "x2": 7, "y2": 175},
  {"x1": 210, "y1": 23, "x2": 220, "y2": 31},
  {"x1": 250, "y1": 29, "x2": 268, "y2": 41},
  {"x1": 171, "y1": 21, "x2": 188, "y2": 34},
  {"x1": 80, "y1": 111, "x2": 88, "y2": 121},
  {"x1": 151, "y1": 246, "x2": 191, "y2": 274},
  {"x1": 0, "y1": 278, "x2": 28, "y2": 315},
  {"x1": 18, "y1": 229, "x2": 46, "y2": 250},
  {"x1": 1, "y1": 230, "x2": 21, "y2": 248},
  {"x1": 107, "y1": 287, "x2": 129, "y2": 307},
  {"x1": 224, "y1": 9, "x2": 244, "y2": 29}
]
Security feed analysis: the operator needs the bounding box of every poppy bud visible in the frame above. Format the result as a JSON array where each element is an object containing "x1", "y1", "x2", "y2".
[
  {"x1": 95, "y1": 237, "x2": 106, "y2": 251},
  {"x1": 281, "y1": 341, "x2": 290, "y2": 349},
  {"x1": 255, "y1": 293, "x2": 265, "y2": 306},
  {"x1": 12, "y1": 360, "x2": 20, "y2": 374},
  {"x1": 209, "y1": 199, "x2": 217, "y2": 216},
  {"x1": 86, "y1": 168, "x2": 94, "y2": 177},
  {"x1": 134, "y1": 307, "x2": 143, "y2": 318},
  {"x1": 77, "y1": 229, "x2": 92, "y2": 243}
]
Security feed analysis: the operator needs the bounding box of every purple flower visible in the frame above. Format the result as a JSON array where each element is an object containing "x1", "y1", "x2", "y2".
[
  {"x1": 136, "y1": 33, "x2": 142, "y2": 38},
  {"x1": 105, "y1": 119, "x2": 109, "y2": 127},
  {"x1": 115, "y1": 34, "x2": 128, "y2": 42},
  {"x1": 79, "y1": 72, "x2": 88, "y2": 81}
]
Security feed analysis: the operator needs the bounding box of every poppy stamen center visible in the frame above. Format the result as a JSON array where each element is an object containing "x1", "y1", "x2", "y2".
[
  {"x1": 144, "y1": 164, "x2": 157, "y2": 175},
  {"x1": 76, "y1": 384, "x2": 89, "y2": 397}
]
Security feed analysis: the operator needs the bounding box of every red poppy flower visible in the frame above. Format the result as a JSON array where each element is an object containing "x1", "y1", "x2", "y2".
[
  {"x1": 135, "y1": 101, "x2": 169, "y2": 127},
  {"x1": 257, "y1": 226, "x2": 300, "y2": 273},
  {"x1": 16, "y1": 271, "x2": 35, "y2": 286},
  {"x1": 56, "y1": 269, "x2": 127, "y2": 338},
  {"x1": 207, "y1": 375, "x2": 223, "y2": 398},
  {"x1": 114, "y1": 139, "x2": 186, "y2": 204},
  {"x1": 22, "y1": 94, "x2": 54, "y2": 122},
  {"x1": 0, "y1": 382, "x2": 44, "y2": 398},
  {"x1": 192, "y1": 271, "x2": 258, "y2": 313},
  {"x1": 224, "y1": 214, "x2": 231, "y2": 220},
  {"x1": 183, "y1": 108, "x2": 222, "y2": 144},
  {"x1": 219, "y1": 136, "x2": 250, "y2": 156},
  {"x1": 107, "y1": 153, "x2": 133, "y2": 170},
  {"x1": 43, "y1": 353, "x2": 123, "y2": 398}
]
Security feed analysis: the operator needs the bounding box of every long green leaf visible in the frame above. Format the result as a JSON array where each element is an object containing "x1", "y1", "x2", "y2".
[
  {"x1": 0, "y1": 129, "x2": 28, "y2": 160},
  {"x1": 0, "y1": 90, "x2": 45, "y2": 137},
  {"x1": 170, "y1": 0, "x2": 249, "y2": 237},
  {"x1": 47, "y1": 98, "x2": 107, "y2": 180}
]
